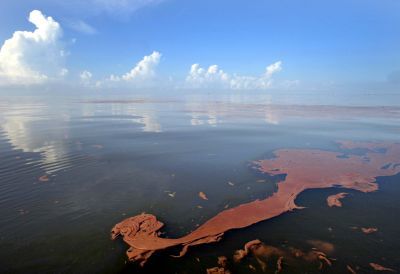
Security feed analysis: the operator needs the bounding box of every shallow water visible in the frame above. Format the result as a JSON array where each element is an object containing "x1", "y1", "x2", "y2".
[{"x1": 0, "y1": 92, "x2": 399, "y2": 273}]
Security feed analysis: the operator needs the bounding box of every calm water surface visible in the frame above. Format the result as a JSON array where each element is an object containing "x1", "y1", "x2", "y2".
[{"x1": 0, "y1": 92, "x2": 399, "y2": 273}]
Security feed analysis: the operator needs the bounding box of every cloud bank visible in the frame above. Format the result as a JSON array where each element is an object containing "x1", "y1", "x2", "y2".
[
  {"x1": 0, "y1": 10, "x2": 67, "y2": 85},
  {"x1": 0, "y1": 10, "x2": 286, "y2": 91},
  {"x1": 186, "y1": 61, "x2": 282, "y2": 90}
]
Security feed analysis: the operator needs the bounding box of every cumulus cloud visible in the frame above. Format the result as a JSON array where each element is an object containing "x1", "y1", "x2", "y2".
[
  {"x1": 185, "y1": 61, "x2": 283, "y2": 90},
  {"x1": 0, "y1": 10, "x2": 67, "y2": 85},
  {"x1": 108, "y1": 51, "x2": 161, "y2": 82},
  {"x1": 265, "y1": 61, "x2": 282, "y2": 77},
  {"x1": 186, "y1": 64, "x2": 229, "y2": 88},
  {"x1": 80, "y1": 70, "x2": 93, "y2": 87},
  {"x1": 80, "y1": 70, "x2": 93, "y2": 81}
]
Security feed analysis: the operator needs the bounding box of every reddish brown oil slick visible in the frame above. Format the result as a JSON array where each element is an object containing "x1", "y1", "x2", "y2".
[
  {"x1": 369, "y1": 263, "x2": 395, "y2": 272},
  {"x1": 232, "y1": 239, "x2": 333, "y2": 272},
  {"x1": 233, "y1": 239, "x2": 265, "y2": 263},
  {"x1": 347, "y1": 265, "x2": 357, "y2": 274},
  {"x1": 199, "y1": 191, "x2": 208, "y2": 200},
  {"x1": 233, "y1": 240, "x2": 284, "y2": 272},
  {"x1": 217, "y1": 256, "x2": 228, "y2": 268},
  {"x1": 307, "y1": 240, "x2": 335, "y2": 254},
  {"x1": 361, "y1": 227, "x2": 378, "y2": 234},
  {"x1": 276, "y1": 256, "x2": 284, "y2": 273},
  {"x1": 38, "y1": 175, "x2": 49, "y2": 182},
  {"x1": 206, "y1": 267, "x2": 230, "y2": 274},
  {"x1": 111, "y1": 141, "x2": 400, "y2": 265},
  {"x1": 206, "y1": 256, "x2": 230, "y2": 274},
  {"x1": 327, "y1": 192, "x2": 348, "y2": 207}
]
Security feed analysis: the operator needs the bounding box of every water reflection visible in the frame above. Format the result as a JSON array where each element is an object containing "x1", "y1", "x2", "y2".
[
  {"x1": 2, "y1": 96, "x2": 400, "y2": 169},
  {"x1": 264, "y1": 107, "x2": 280, "y2": 125},
  {"x1": 0, "y1": 103, "x2": 71, "y2": 173},
  {"x1": 0, "y1": 93, "x2": 400, "y2": 273},
  {"x1": 0, "y1": 99, "x2": 165, "y2": 175},
  {"x1": 183, "y1": 94, "x2": 400, "y2": 128},
  {"x1": 189, "y1": 113, "x2": 218, "y2": 126},
  {"x1": 80, "y1": 101, "x2": 162, "y2": 132}
]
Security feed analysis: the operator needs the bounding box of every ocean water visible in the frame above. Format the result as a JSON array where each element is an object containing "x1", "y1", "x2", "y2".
[{"x1": 0, "y1": 91, "x2": 399, "y2": 273}]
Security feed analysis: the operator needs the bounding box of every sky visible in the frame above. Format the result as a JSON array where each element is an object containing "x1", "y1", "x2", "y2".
[{"x1": 0, "y1": 0, "x2": 399, "y2": 92}]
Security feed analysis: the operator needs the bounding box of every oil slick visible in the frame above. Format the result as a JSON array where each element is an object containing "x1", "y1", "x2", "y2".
[
  {"x1": 327, "y1": 192, "x2": 348, "y2": 207},
  {"x1": 111, "y1": 141, "x2": 400, "y2": 267},
  {"x1": 209, "y1": 239, "x2": 335, "y2": 273}
]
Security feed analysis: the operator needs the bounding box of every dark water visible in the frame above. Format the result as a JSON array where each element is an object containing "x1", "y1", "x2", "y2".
[{"x1": 0, "y1": 92, "x2": 399, "y2": 273}]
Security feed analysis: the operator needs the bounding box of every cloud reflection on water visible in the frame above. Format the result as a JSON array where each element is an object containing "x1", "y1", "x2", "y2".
[
  {"x1": 1, "y1": 95, "x2": 400, "y2": 176},
  {"x1": 0, "y1": 100, "x2": 163, "y2": 174},
  {"x1": 0, "y1": 103, "x2": 71, "y2": 173}
]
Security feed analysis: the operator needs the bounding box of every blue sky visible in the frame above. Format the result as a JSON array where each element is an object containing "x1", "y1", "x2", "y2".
[{"x1": 0, "y1": 0, "x2": 399, "y2": 92}]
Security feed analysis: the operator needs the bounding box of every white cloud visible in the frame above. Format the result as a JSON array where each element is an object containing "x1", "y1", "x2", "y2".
[
  {"x1": 67, "y1": 20, "x2": 97, "y2": 35},
  {"x1": 186, "y1": 64, "x2": 229, "y2": 88},
  {"x1": 185, "y1": 61, "x2": 283, "y2": 90},
  {"x1": 0, "y1": 10, "x2": 67, "y2": 85},
  {"x1": 107, "y1": 51, "x2": 161, "y2": 82},
  {"x1": 80, "y1": 70, "x2": 93, "y2": 87},
  {"x1": 266, "y1": 61, "x2": 282, "y2": 77},
  {"x1": 80, "y1": 70, "x2": 93, "y2": 81}
]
